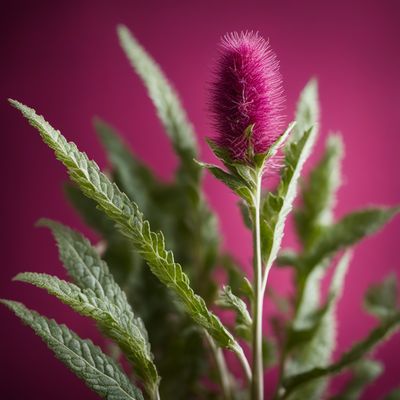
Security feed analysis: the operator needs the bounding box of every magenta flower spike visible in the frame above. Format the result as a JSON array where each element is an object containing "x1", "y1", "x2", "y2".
[{"x1": 211, "y1": 31, "x2": 285, "y2": 162}]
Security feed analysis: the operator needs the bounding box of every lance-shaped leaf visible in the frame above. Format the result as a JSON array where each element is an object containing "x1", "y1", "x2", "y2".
[
  {"x1": 301, "y1": 207, "x2": 400, "y2": 271},
  {"x1": 216, "y1": 285, "x2": 252, "y2": 334},
  {"x1": 365, "y1": 273, "x2": 398, "y2": 321},
  {"x1": 195, "y1": 160, "x2": 254, "y2": 204},
  {"x1": 282, "y1": 311, "x2": 400, "y2": 398},
  {"x1": 9, "y1": 100, "x2": 240, "y2": 354},
  {"x1": 284, "y1": 251, "x2": 351, "y2": 399},
  {"x1": 94, "y1": 118, "x2": 159, "y2": 211},
  {"x1": 331, "y1": 359, "x2": 383, "y2": 400},
  {"x1": 289, "y1": 79, "x2": 319, "y2": 143},
  {"x1": 0, "y1": 300, "x2": 144, "y2": 400},
  {"x1": 117, "y1": 25, "x2": 197, "y2": 162},
  {"x1": 295, "y1": 134, "x2": 343, "y2": 248},
  {"x1": 15, "y1": 271, "x2": 159, "y2": 397},
  {"x1": 261, "y1": 126, "x2": 317, "y2": 288}
]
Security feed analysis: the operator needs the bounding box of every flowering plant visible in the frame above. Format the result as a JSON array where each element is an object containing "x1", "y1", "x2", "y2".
[{"x1": 3, "y1": 26, "x2": 399, "y2": 400}]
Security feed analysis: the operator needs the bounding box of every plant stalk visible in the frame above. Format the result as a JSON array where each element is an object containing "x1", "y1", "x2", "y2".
[
  {"x1": 205, "y1": 331, "x2": 234, "y2": 400},
  {"x1": 251, "y1": 172, "x2": 264, "y2": 400}
]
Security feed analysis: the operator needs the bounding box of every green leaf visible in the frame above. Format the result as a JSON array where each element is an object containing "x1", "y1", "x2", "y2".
[
  {"x1": 365, "y1": 273, "x2": 398, "y2": 321},
  {"x1": 216, "y1": 285, "x2": 252, "y2": 330},
  {"x1": 10, "y1": 99, "x2": 239, "y2": 354},
  {"x1": 94, "y1": 118, "x2": 159, "y2": 211},
  {"x1": 195, "y1": 160, "x2": 254, "y2": 204},
  {"x1": 0, "y1": 300, "x2": 144, "y2": 400},
  {"x1": 295, "y1": 134, "x2": 343, "y2": 249},
  {"x1": 261, "y1": 126, "x2": 317, "y2": 282},
  {"x1": 284, "y1": 251, "x2": 352, "y2": 399},
  {"x1": 117, "y1": 25, "x2": 197, "y2": 162},
  {"x1": 15, "y1": 271, "x2": 159, "y2": 397},
  {"x1": 331, "y1": 359, "x2": 383, "y2": 400},
  {"x1": 290, "y1": 79, "x2": 319, "y2": 143},
  {"x1": 282, "y1": 311, "x2": 400, "y2": 398},
  {"x1": 64, "y1": 184, "x2": 141, "y2": 286},
  {"x1": 301, "y1": 207, "x2": 400, "y2": 271}
]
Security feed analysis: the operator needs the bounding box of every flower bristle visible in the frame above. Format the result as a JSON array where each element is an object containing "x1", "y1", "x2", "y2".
[{"x1": 210, "y1": 31, "x2": 285, "y2": 161}]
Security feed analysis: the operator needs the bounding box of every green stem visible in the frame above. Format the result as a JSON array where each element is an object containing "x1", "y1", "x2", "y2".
[
  {"x1": 205, "y1": 331, "x2": 234, "y2": 400},
  {"x1": 251, "y1": 172, "x2": 264, "y2": 400}
]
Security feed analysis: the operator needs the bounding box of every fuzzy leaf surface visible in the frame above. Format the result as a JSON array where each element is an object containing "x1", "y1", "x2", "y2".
[
  {"x1": 294, "y1": 134, "x2": 343, "y2": 249},
  {"x1": 117, "y1": 25, "x2": 197, "y2": 162},
  {"x1": 301, "y1": 207, "x2": 400, "y2": 271},
  {"x1": 282, "y1": 312, "x2": 400, "y2": 397},
  {"x1": 15, "y1": 271, "x2": 158, "y2": 395},
  {"x1": 285, "y1": 251, "x2": 351, "y2": 399},
  {"x1": 10, "y1": 100, "x2": 238, "y2": 353},
  {"x1": 1, "y1": 300, "x2": 144, "y2": 400},
  {"x1": 262, "y1": 126, "x2": 317, "y2": 280}
]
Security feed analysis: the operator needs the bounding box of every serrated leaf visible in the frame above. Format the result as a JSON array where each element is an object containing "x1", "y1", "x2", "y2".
[
  {"x1": 284, "y1": 251, "x2": 351, "y2": 400},
  {"x1": 1, "y1": 300, "x2": 144, "y2": 400},
  {"x1": 216, "y1": 285, "x2": 252, "y2": 329},
  {"x1": 365, "y1": 273, "x2": 398, "y2": 321},
  {"x1": 282, "y1": 311, "x2": 400, "y2": 398},
  {"x1": 64, "y1": 184, "x2": 141, "y2": 286},
  {"x1": 295, "y1": 134, "x2": 343, "y2": 249},
  {"x1": 331, "y1": 359, "x2": 383, "y2": 400},
  {"x1": 290, "y1": 79, "x2": 319, "y2": 143},
  {"x1": 261, "y1": 126, "x2": 317, "y2": 286},
  {"x1": 117, "y1": 25, "x2": 197, "y2": 162},
  {"x1": 301, "y1": 207, "x2": 400, "y2": 271},
  {"x1": 94, "y1": 118, "x2": 159, "y2": 212},
  {"x1": 10, "y1": 99, "x2": 239, "y2": 354},
  {"x1": 195, "y1": 161, "x2": 254, "y2": 204},
  {"x1": 15, "y1": 271, "x2": 159, "y2": 397}
]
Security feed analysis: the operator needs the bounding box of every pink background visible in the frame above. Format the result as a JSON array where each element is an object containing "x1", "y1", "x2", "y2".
[{"x1": 1, "y1": 1, "x2": 399, "y2": 398}]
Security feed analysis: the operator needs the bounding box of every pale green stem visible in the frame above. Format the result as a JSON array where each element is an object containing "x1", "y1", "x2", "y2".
[
  {"x1": 205, "y1": 331, "x2": 234, "y2": 400},
  {"x1": 251, "y1": 172, "x2": 264, "y2": 400}
]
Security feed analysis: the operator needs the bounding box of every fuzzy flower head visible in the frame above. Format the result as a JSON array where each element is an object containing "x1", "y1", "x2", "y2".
[{"x1": 210, "y1": 31, "x2": 285, "y2": 162}]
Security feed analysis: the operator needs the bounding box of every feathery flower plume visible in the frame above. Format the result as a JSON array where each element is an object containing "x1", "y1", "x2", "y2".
[{"x1": 210, "y1": 31, "x2": 285, "y2": 161}]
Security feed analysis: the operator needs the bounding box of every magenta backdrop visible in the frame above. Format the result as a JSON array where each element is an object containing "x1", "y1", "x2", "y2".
[{"x1": 1, "y1": 1, "x2": 399, "y2": 398}]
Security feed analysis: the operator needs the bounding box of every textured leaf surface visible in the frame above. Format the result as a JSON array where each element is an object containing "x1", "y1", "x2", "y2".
[
  {"x1": 282, "y1": 312, "x2": 400, "y2": 397},
  {"x1": 261, "y1": 126, "x2": 317, "y2": 282},
  {"x1": 95, "y1": 118, "x2": 158, "y2": 212},
  {"x1": 1, "y1": 300, "x2": 143, "y2": 400},
  {"x1": 294, "y1": 134, "x2": 343, "y2": 249},
  {"x1": 15, "y1": 271, "x2": 158, "y2": 395},
  {"x1": 301, "y1": 207, "x2": 400, "y2": 271},
  {"x1": 290, "y1": 79, "x2": 319, "y2": 143},
  {"x1": 331, "y1": 359, "x2": 383, "y2": 400},
  {"x1": 216, "y1": 285, "x2": 252, "y2": 332},
  {"x1": 10, "y1": 99, "x2": 238, "y2": 353},
  {"x1": 285, "y1": 251, "x2": 351, "y2": 399},
  {"x1": 117, "y1": 25, "x2": 197, "y2": 161}
]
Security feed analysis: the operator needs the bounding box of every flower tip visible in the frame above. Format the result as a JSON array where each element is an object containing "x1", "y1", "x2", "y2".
[{"x1": 210, "y1": 31, "x2": 285, "y2": 162}]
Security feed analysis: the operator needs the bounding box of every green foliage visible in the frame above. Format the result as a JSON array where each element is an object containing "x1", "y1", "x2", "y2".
[
  {"x1": 1, "y1": 300, "x2": 144, "y2": 400},
  {"x1": 216, "y1": 285, "x2": 252, "y2": 337},
  {"x1": 261, "y1": 125, "x2": 316, "y2": 278},
  {"x1": 9, "y1": 99, "x2": 239, "y2": 354},
  {"x1": 3, "y1": 29, "x2": 400, "y2": 400},
  {"x1": 282, "y1": 311, "x2": 400, "y2": 397},
  {"x1": 331, "y1": 359, "x2": 383, "y2": 400},
  {"x1": 117, "y1": 25, "x2": 198, "y2": 162},
  {"x1": 365, "y1": 274, "x2": 398, "y2": 321}
]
